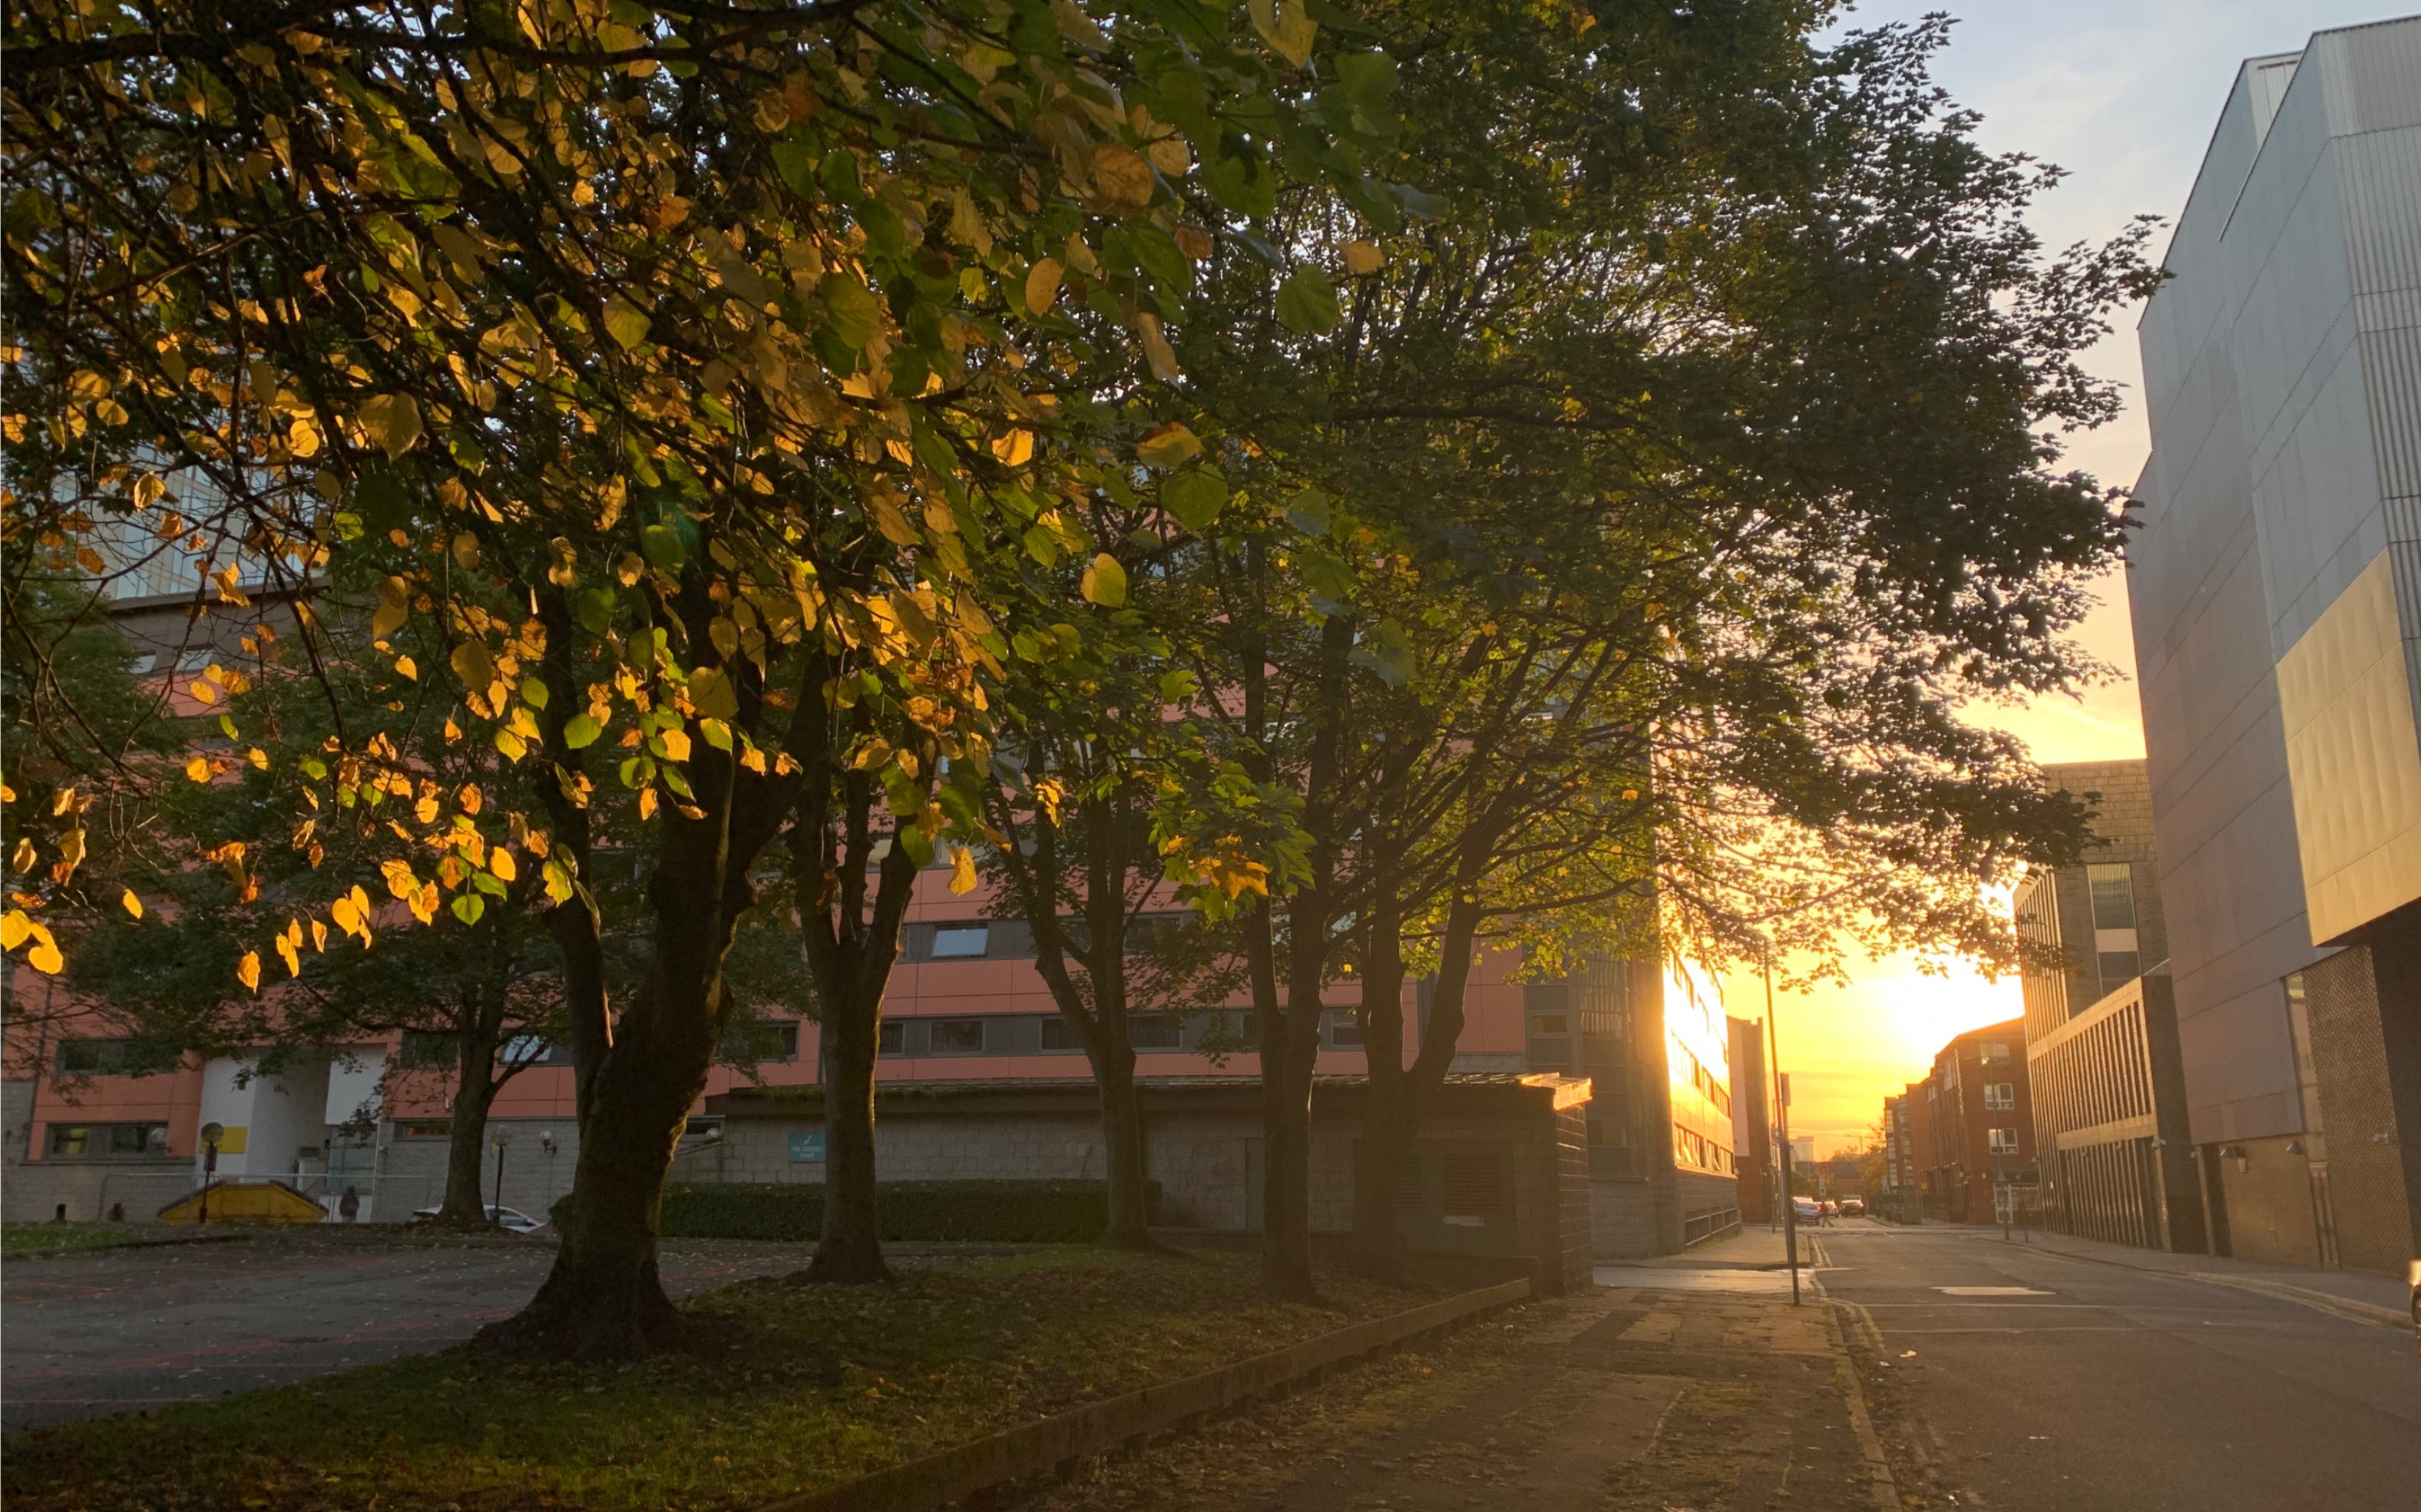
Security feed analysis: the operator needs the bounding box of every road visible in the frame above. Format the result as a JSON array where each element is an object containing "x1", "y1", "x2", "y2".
[
  {"x1": 1817, "y1": 1221, "x2": 2421, "y2": 1512},
  {"x1": 0, "y1": 1233, "x2": 826, "y2": 1432}
]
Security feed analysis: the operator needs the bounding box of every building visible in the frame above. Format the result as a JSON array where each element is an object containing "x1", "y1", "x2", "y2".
[
  {"x1": 1727, "y1": 1014, "x2": 1772, "y2": 1224},
  {"x1": 1880, "y1": 1093, "x2": 1918, "y2": 1222},
  {"x1": 2128, "y1": 17, "x2": 2421, "y2": 1276},
  {"x1": 2014, "y1": 761, "x2": 2204, "y2": 1251},
  {"x1": 1912, "y1": 1020, "x2": 2034, "y2": 1224}
]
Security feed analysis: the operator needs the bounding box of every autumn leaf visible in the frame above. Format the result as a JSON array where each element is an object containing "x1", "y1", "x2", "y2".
[
  {"x1": 1023, "y1": 256, "x2": 1063, "y2": 316},
  {"x1": 120, "y1": 889, "x2": 143, "y2": 920},
  {"x1": 991, "y1": 429, "x2": 1036, "y2": 466},
  {"x1": 1344, "y1": 240, "x2": 1384, "y2": 274},
  {"x1": 602, "y1": 296, "x2": 653, "y2": 349},
  {"x1": 372, "y1": 576, "x2": 411, "y2": 639},
  {"x1": 490, "y1": 848, "x2": 518, "y2": 883},
  {"x1": 236, "y1": 951, "x2": 262, "y2": 992},
  {"x1": 184, "y1": 755, "x2": 213, "y2": 782},
  {"x1": 276, "y1": 934, "x2": 302, "y2": 978},
  {"x1": 0, "y1": 911, "x2": 29, "y2": 951},
  {"x1": 1249, "y1": 0, "x2": 1317, "y2": 66},
  {"x1": 1081, "y1": 553, "x2": 1129, "y2": 607},
  {"x1": 1136, "y1": 422, "x2": 1202, "y2": 468},
  {"x1": 949, "y1": 844, "x2": 979, "y2": 895},
  {"x1": 357, "y1": 394, "x2": 422, "y2": 458},
  {"x1": 1137, "y1": 313, "x2": 1180, "y2": 382},
  {"x1": 1090, "y1": 146, "x2": 1155, "y2": 212}
]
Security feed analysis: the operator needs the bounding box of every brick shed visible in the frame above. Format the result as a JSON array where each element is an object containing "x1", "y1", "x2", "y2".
[{"x1": 702, "y1": 1072, "x2": 1595, "y2": 1295}]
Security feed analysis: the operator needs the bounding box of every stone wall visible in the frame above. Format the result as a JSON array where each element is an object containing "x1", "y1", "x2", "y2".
[{"x1": 2304, "y1": 945, "x2": 2416, "y2": 1275}]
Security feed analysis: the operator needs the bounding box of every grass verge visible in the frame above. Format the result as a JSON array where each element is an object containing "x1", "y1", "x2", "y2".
[
  {"x1": 3, "y1": 1246, "x2": 1423, "y2": 1512},
  {"x1": 1, "y1": 1222, "x2": 167, "y2": 1259}
]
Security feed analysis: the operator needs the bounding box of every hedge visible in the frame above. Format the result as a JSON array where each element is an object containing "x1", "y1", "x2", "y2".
[{"x1": 553, "y1": 1179, "x2": 1161, "y2": 1244}]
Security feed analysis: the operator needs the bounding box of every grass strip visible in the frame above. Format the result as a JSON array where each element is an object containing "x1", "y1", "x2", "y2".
[{"x1": 4, "y1": 1246, "x2": 1420, "y2": 1512}]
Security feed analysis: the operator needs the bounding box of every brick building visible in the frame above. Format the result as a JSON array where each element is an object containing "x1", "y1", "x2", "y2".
[
  {"x1": 1727, "y1": 1014, "x2": 1772, "y2": 1225},
  {"x1": 1912, "y1": 1019, "x2": 2034, "y2": 1225},
  {"x1": 2014, "y1": 760, "x2": 2204, "y2": 1252}
]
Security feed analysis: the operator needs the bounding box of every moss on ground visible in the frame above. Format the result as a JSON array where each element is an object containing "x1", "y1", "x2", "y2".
[
  {"x1": 2, "y1": 1246, "x2": 1421, "y2": 1512},
  {"x1": 1, "y1": 1222, "x2": 155, "y2": 1259}
]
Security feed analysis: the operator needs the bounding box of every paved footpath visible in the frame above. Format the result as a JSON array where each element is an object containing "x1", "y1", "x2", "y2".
[
  {"x1": 0, "y1": 1232, "x2": 827, "y2": 1432},
  {"x1": 1024, "y1": 1255, "x2": 1892, "y2": 1512}
]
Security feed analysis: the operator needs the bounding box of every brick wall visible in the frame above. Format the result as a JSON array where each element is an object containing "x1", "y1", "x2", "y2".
[
  {"x1": 2304, "y1": 945, "x2": 2416, "y2": 1275},
  {"x1": 2208, "y1": 1133, "x2": 2323, "y2": 1266}
]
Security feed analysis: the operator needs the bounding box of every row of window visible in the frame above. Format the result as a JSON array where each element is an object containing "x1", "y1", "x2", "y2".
[
  {"x1": 46, "y1": 1121, "x2": 170, "y2": 1158},
  {"x1": 1673, "y1": 1123, "x2": 1735, "y2": 1175}
]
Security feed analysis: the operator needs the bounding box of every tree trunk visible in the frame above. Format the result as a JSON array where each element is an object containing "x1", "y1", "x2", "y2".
[
  {"x1": 1351, "y1": 892, "x2": 1483, "y2": 1282},
  {"x1": 1094, "y1": 1050, "x2": 1153, "y2": 1246},
  {"x1": 436, "y1": 999, "x2": 502, "y2": 1225},
  {"x1": 1348, "y1": 893, "x2": 1410, "y2": 1281},
  {"x1": 809, "y1": 968, "x2": 892, "y2": 1283}
]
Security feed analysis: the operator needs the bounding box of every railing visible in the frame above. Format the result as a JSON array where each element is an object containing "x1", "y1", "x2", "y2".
[{"x1": 1682, "y1": 1204, "x2": 1742, "y2": 1246}]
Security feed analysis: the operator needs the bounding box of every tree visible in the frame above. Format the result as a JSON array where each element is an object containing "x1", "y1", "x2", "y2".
[
  {"x1": 7, "y1": 0, "x2": 1404, "y2": 1352},
  {"x1": 1160, "y1": 0, "x2": 2160, "y2": 1292}
]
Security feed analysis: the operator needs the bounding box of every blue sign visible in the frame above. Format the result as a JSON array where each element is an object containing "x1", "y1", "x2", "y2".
[{"x1": 788, "y1": 1130, "x2": 827, "y2": 1164}]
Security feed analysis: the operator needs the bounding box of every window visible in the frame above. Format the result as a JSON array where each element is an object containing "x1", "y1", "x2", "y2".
[
  {"x1": 2096, "y1": 951, "x2": 2141, "y2": 987},
  {"x1": 399, "y1": 1031, "x2": 459, "y2": 1070},
  {"x1": 53, "y1": 1039, "x2": 179, "y2": 1077},
  {"x1": 1988, "y1": 1127, "x2": 2020, "y2": 1156},
  {"x1": 45, "y1": 1122, "x2": 168, "y2": 1158},
  {"x1": 928, "y1": 1018, "x2": 986, "y2": 1054},
  {"x1": 877, "y1": 1021, "x2": 905, "y2": 1056},
  {"x1": 1980, "y1": 1041, "x2": 2010, "y2": 1064},
  {"x1": 718, "y1": 1018, "x2": 799, "y2": 1064},
  {"x1": 1530, "y1": 1014, "x2": 1569, "y2": 1036},
  {"x1": 1040, "y1": 1016, "x2": 1083, "y2": 1053},
  {"x1": 396, "y1": 1120, "x2": 453, "y2": 1139},
  {"x1": 1323, "y1": 1010, "x2": 1363, "y2": 1049},
  {"x1": 1130, "y1": 1014, "x2": 1182, "y2": 1050},
  {"x1": 2087, "y1": 862, "x2": 2137, "y2": 931},
  {"x1": 1984, "y1": 1083, "x2": 2015, "y2": 1111},
  {"x1": 929, "y1": 924, "x2": 990, "y2": 959},
  {"x1": 504, "y1": 1036, "x2": 577, "y2": 1067}
]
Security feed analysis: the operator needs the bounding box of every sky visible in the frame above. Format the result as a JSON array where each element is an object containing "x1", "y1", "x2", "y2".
[{"x1": 1731, "y1": 0, "x2": 2398, "y2": 1156}]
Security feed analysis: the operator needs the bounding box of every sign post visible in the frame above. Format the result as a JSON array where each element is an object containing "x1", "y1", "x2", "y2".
[
  {"x1": 1765, "y1": 947, "x2": 1799, "y2": 1308},
  {"x1": 197, "y1": 1121, "x2": 224, "y2": 1226}
]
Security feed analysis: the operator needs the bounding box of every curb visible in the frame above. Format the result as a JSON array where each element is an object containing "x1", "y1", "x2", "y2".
[
  {"x1": 753, "y1": 1277, "x2": 1533, "y2": 1512},
  {"x1": 1807, "y1": 1266, "x2": 1903, "y2": 1512}
]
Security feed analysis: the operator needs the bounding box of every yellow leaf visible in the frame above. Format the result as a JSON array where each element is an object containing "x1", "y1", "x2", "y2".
[
  {"x1": 1344, "y1": 240, "x2": 1384, "y2": 275},
  {"x1": 991, "y1": 429, "x2": 1036, "y2": 466},
  {"x1": 289, "y1": 415, "x2": 322, "y2": 458},
  {"x1": 357, "y1": 393, "x2": 422, "y2": 458},
  {"x1": 236, "y1": 951, "x2": 261, "y2": 992},
  {"x1": 1080, "y1": 553, "x2": 1128, "y2": 607},
  {"x1": 1023, "y1": 256, "x2": 1063, "y2": 317},
  {"x1": 451, "y1": 532, "x2": 480, "y2": 569},
  {"x1": 1248, "y1": 0, "x2": 1317, "y2": 65},
  {"x1": 187, "y1": 678, "x2": 217, "y2": 705},
  {"x1": 184, "y1": 755, "x2": 213, "y2": 782},
  {"x1": 372, "y1": 576, "x2": 411, "y2": 640},
  {"x1": 26, "y1": 925, "x2": 63, "y2": 974},
  {"x1": 311, "y1": 919, "x2": 329, "y2": 952},
  {"x1": 949, "y1": 845, "x2": 978, "y2": 895},
  {"x1": 603, "y1": 296, "x2": 652, "y2": 349},
  {"x1": 1137, "y1": 313, "x2": 1180, "y2": 382},
  {"x1": 394, "y1": 655, "x2": 418, "y2": 681},
  {"x1": 276, "y1": 935, "x2": 302, "y2": 978},
  {"x1": 331, "y1": 896, "x2": 360, "y2": 937},
  {"x1": 658, "y1": 727, "x2": 692, "y2": 763},
  {"x1": 121, "y1": 888, "x2": 143, "y2": 920},
  {"x1": 494, "y1": 728, "x2": 528, "y2": 762},
  {"x1": 1090, "y1": 146, "x2": 1155, "y2": 213},
  {"x1": 451, "y1": 639, "x2": 495, "y2": 690},
  {"x1": 248, "y1": 747, "x2": 269, "y2": 769},
  {"x1": 1136, "y1": 422, "x2": 1202, "y2": 468},
  {"x1": 637, "y1": 788, "x2": 659, "y2": 821},
  {"x1": 0, "y1": 909, "x2": 28, "y2": 950},
  {"x1": 490, "y1": 849, "x2": 518, "y2": 883},
  {"x1": 8, "y1": 836, "x2": 30, "y2": 873}
]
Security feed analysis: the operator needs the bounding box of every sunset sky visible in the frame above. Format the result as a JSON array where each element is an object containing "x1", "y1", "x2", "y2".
[{"x1": 1736, "y1": 0, "x2": 2390, "y2": 1156}]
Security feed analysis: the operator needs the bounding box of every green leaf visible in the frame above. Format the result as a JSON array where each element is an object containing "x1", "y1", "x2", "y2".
[
  {"x1": 1159, "y1": 668, "x2": 1200, "y2": 703},
  {"x1": 1335, "y1": 51, "x2": 1399, "y2": 112},
  {"x1": 471, "y1": 870, "x2": 509, "y2": 898},
  {"x1": 818, "y1": 273, "x2": 881, "y2": 352},
  {"x1": 1275, "y1": 267, "x2": 1341, "y2": 334},
  {"x1": 450, "y1": 894, "x2": 486, "y2": 926},
  {"x1": 1202, "y1": 146, "x2": 1276, "y2": 219},
  {"x1": 1123, "y1": 223, "x2": 1194, "y2": 296},
  {"x1": 770, "y1": 139, "x2": 816, "y2": 198},
  {"x1": 577, "y1": 588, "x2": 617, "y2": 636},
  {"x1": 520, "y1": 677, "x2": 549, "y2": 710},
  {"x1": 690, "y1": 666, "x2": 739, "y2": 720},
  {"x1": 896, "y1": 825, "x2": 936, "y2": 868},
  {"x1": 564, "y1": 713, "x2": 603, "y2": 749},
  {"x1": 1352, "y1": 617, "x2": 1416, "y2": 687},
  {"x1": 1163, "y1": 469, "x2": 1228, "y2": 531},
  {"x1": 641, "y1": 522, "x2": 686, "y2": 572}
]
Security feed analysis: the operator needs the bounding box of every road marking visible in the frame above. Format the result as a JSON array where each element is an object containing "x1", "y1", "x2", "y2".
[{"x1": 1933, "y1": 1285, "x2": 2052, "y2": 1296}]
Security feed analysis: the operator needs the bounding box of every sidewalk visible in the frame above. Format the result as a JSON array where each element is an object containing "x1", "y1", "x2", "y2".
[
  {"x1": 1940, "y1": 1221, "x2": 2411, "y2": 1325},
  {"x1": 1625, "y1": 1223, "x2": 1814, "y2": 1271}
]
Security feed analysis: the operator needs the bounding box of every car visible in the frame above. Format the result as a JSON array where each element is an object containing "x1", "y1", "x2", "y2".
[
  {"x1": 410, "y1": 1204, "x2": 548, "y2": 1234},
  {"x1": 1791, "y1": 1197, "x2": 1822, "y2": 1221},
  {"x1": 1841, "y1": 1198, "x2": 1866, "y2": 1217},
  {"x1": 1820, "y1": 1200, "x2": 1838, "y2": 1216}
]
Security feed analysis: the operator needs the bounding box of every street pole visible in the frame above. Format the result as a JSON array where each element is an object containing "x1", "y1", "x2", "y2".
[
  {"x1": 491, "y1": 1139, "x2": 506, "y2": 1223},
  {"x1": 1766, "y1": 946, "x2": 1799, "y2": 1308}
]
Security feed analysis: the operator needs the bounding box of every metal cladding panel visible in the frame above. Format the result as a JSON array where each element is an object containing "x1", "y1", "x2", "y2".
[{"x1": 2278, "y1": 551, "x2": 2421, "y2": 942}]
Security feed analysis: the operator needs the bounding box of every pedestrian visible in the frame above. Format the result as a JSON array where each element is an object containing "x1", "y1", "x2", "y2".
[{"x1": 338, "y1": 1185, "x2": 360, "y2": 1223}]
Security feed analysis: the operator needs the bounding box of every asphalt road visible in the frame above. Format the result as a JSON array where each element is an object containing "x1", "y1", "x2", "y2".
[
  {"x1": 1817, "y1": 1222, "x2": 2421, "y2": 1512},
  {"x1": 0, "y1": 1234, "x2": 825, "y2": 1433}
]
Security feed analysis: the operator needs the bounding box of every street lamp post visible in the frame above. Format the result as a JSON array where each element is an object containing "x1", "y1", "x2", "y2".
[
  {"x1": 1765, "y1": 946, "x2": 1799, "y2": 1308},
  {"x1": 490, "y1": 1131, "x2": 510, "y2": 1224},
  {"x1": 197, "y1": 1121, "x2": 223, "y2": 1225}
]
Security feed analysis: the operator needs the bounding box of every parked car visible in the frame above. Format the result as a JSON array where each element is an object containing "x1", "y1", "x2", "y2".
[
  {"x1": 1791, "y1": 1197, "x2": 1822, "y2": 1221},
  {"x1": 1841, "y1": 1198, "x2": 1866, "y2": 1216},
  {"x1": 411, "y1": 1204, "x2": 548, "y2": 1234}
]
